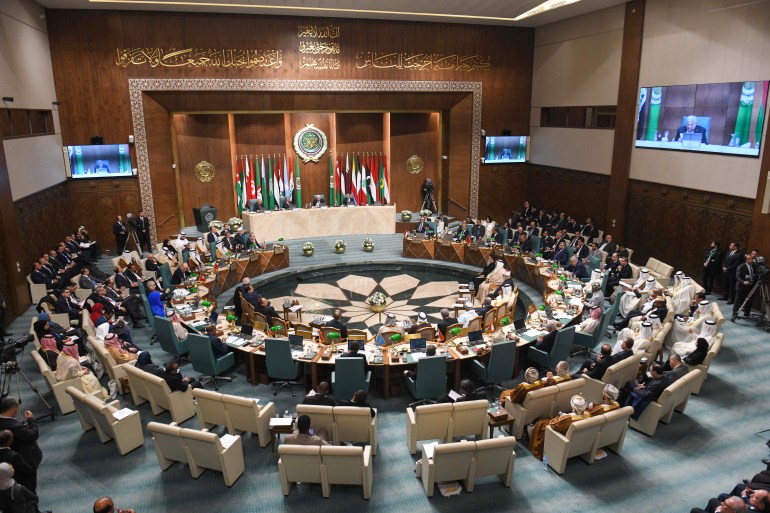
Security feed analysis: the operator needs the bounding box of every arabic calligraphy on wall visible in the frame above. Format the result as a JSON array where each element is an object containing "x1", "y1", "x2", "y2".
[
  {"x1": 299, "y1": 41, "x2": 340, "y2": 55},
  {"x1": 297, "y1": 25, "x2": 341, "y2": 39},
  {"x1": 115, "y1": 48, "x2": 283, "y2": 69},
  {"x1": 299, "y1": 57, "x2": 341, "y2": 70},
  {"x1": 355, "y1": 52, "x2": 491, "y2": 72}
]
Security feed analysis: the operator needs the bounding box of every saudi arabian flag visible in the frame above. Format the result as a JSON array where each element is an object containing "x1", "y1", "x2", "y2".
[
  {"x1": 295, "y1": 154, "x2": 302, "y2": 206},
  {"x1": 645, "y1": 87, "x2": 662, "y2": 141},
  {"x1": 733, "y1": 82, "x2": 755, "y2": 147},
  {"x1": 267, "y1": 155, "x2": 274, "y2": 210}
]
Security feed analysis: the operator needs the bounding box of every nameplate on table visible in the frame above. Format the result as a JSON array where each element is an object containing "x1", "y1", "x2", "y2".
[
  {"x1": 448, "y1": 390, "x2": 461, "y2": 402},
  {"x1": 320, "y1": 206, "x2": 328, "y2": 209},
  {"x1": 226, "y1": 336, "x2": 249, "y2": 348},
  {"x1": 264, "y1": 210, "x2": 272, "y2": 214},
  {"x1": 293, "y1": 208, "x2": 301, "y2": 211}
]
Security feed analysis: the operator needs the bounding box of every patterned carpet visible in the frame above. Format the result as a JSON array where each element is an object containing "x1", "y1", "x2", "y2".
[{"x1": 10, "y1": 234, "x2": 769, "y2": 512}]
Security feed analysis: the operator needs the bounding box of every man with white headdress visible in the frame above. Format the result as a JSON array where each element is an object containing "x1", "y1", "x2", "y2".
[
  {"x1": 530, "y1": 394, "x2": 590, "y2": 460},
  {"x1": 612, "y1": 328, "x2": 635, "y2": 354},
  {"x1": 672, "y1": 319, "x2": 717, "y2": 357},
  {"x1": 577, "y1": 305, "x2": 602, "y2": 335},
  {"x1": 171, "y1": 232, "x2": 189, "y2": 254},
  {"x1": 488, "y1": 268, "x2": 514, "y2": 300},
  {"x1": 669, "y1": 299, "x2": 715, "y2": 348},
  {"x1": 581, "y1": 282, "x2": 605, "y2": 320},
  {"x1": 476, "y1": 260, "x2": 506, "y2": 300},
  {"x1": 583, "y1": 270, "x2": 603, "y2": 294},
  {"x1": 631, "y1": 321, "x2": 654, "y2": 355},
  {"x1": 499, "y1": 367, "x2": 542, "y2": 405},
  {"x1": 669, "y1": 271, "x2": 685, "y2": 294},
  {"x1": 620, "y1": 293, "x2": 668, "y2": 331},
  {"x1": 668, "y1": 275, "x2": 695, "y2": 315},
  {"x1": 618, "y1": 274, "x2": 656, "y2": 318},
  {"x1": 458, "y1": 298, "x2": 493, "y2": 327},
  {"x1": 376, "y1": 313, "x2": 404, "y2": 342},
  {"x1": 587, "y1": 384, "x2": 621, "y2": 416}
]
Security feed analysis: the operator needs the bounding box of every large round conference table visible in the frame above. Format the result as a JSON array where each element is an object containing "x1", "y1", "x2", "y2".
[{"x1": 174, "y1": 237, "x2": 588, "y2": 400}]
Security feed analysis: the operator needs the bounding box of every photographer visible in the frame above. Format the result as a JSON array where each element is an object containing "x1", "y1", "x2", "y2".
[{"x1": 732, "y1": 254, "x2": 756, "y2": 321}]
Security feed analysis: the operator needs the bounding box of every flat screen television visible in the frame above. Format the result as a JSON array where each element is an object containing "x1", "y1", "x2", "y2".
[
  {"x1": 482, "y1": 136, "x2": 529, "y2": 164},
  {"x1": 64, "y1": 144, "x2": 133, "y2": 178},
  {"x1": 635, "y1": 81, "x2": 768, "y2": 157}
]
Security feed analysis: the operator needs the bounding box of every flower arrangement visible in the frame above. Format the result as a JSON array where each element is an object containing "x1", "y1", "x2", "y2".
[
  {"x1": 419, "y1": 209, "x2": 432, "y2": 217},
  {"x1": 228, "y1": 217, "x2": 243, "y2": 230},
  {"x1": 334, "y1": 240, "x2": 346, "y2": 250},
  {"x1": 362, "y1": 238, "x2": 374, "y2": 252},
  {"x1": 303, "y1": 242, "x2": 315, "y2": 250},
  {"x1": 367, "y1": 292, "x2": 387, "y2": 306},
  {"x1": 208, "y1": 219, "x2": 223, "y2": 231}
]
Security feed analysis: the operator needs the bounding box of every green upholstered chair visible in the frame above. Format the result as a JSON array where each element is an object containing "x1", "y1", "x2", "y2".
[
  {"x1": 187, "y1": 333, "x2": 234, "y2": 390},
  {"x1": 471, "y1": 340, "x2": 516, "y2": 393},
  {"x1": 159, "y1": 263, "x2": 173, "y2": 289},
  {"x1": 154, "y1": 316, "x2": 190, "y2": 358},
  {"x1": 572, "y1": 311, "x2": 611, "y2": 356},
  {"x1": 331, "y1": 357, "x2": 371, "y2": 401},
  {"x1": 265, "y1": 338, "x2": 303, "y2": 397},
  {"x1": 528, "y1": 325, "x2": 575, "y2": 370},
  {"x1": 405, "y1": 355, "x2": 448, "y2": 407}
]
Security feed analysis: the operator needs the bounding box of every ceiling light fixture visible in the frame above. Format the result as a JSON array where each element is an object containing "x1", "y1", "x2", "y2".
[
  {"x1": 513, "y1": 0, "x2": 582, "y2": 21},
  {"x1": 89, "y1": 0, "x2": 520, "y2": 23}
]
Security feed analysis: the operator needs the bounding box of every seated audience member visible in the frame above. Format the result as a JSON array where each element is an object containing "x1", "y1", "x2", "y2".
[
  {"x1": 38, "y1": 334, "x2": 59, "y2": 370},
  {"x1": 683, "y1": 338, "x2": 710, "y2": 366},
  {"x1": 158, "y1": 359, "x2": 202, "y2": 391},
  {"x1": 473, "y1": 255, "x2": 496, "y2": 291},
  {"x1": 575, "y1": 344, "x2": 614, "y2": 380},
  {"x1": 135, "y1": 351, "x2": 161, "y2": 375},
  {"x1": 205, "y1": 325, "x2": 229, "y2": 358},
  {"x1": 576, "y1": 305, "x2": 602, "y2": 335},
  {"x1": 93, "y1": 496, "x2": 136, "y2": 513},
  {"x1": 499, "y1": 367, "x2": 542, "y2": 405},
  {"x1": 323, "y1": 309, "x2": 348, "y2": 339},
  {"x1": 377, "y1": 314, "x2": 405, "y2": 341},
  {"x1": 338, "y1": 390, "x2": 376, "y2": 418},
  {"x1": 257, "y1": 297, "x2": 280, "y2": 327},
  {"x1": 0, "y1": 431, "x2": 36, "y2": 494},
  {"x1": 146, "y1": 280, "x2": 168, "y2": 318},
  {"x1": 450, "y1": 379, "x2": 486, "y2": 403},
  {"x1": 166, "y1": 310, "x2": 189, "y2": 342},
  {"x1": 699, "y1": 484, "x2": 770, "y2": 513},
  {"x1": 302, "y1": 381, "x2": 336, "y2": 406},
  {"x1": 477, "y1": 259, "x2": 506, "y2": 300},
  {"x1": 341, "y1": 340, "x2": 365, "y2": 360},
  {"x1": 284, "y1": 415, "x2": 329, "y2": 446},
  {"x1": 408, "y1": 312, "x2": 432, "y2": 335},
  {"x1": 541, "y1": 361, "x2": 572, "y2": 387},
  {"x1": 587, "y1": 384, "x2": 621, "y2": 416},
  {"x1": 529, "y1": 394, "x2": 590, "y2": 460},
  {"x1": 436, "y1": 309, "x2": 458, "y2": 339},
  {"x1": 625, "y1": 363, "x2": 667, "y2": 420},
  {"x1": 663, "y1": 353, "x2": 688, "y2": 383},
  {"x1": 78, "y1": 267, "x2": 100, "y2": 290},
  {"x1": 553, "y1": 241, "x2": 570, "y2": 267},
  {"x1": 403, "y1": 345, "x2": 436, "y2": 380},
  {"x1": 55, "y1": 340, "x2": 105, "y2": 397},
  {"x1": 171, "y1": 263, "x2": 191, "y2": 285},
  {"x1": 566, "y1": 255, "x2": 588, "y2": 280},
  {"x1": 690, "y1": 496, "x2": 747, "y2": 513},
  {"x1": 606, "y1": 257, "x2": 632, "y2": 295},
  {"x1": 534, "y1": 320, "x2": 558, "y2": 353},
  {"x1": 103, "y1": 333, "x2": 138, "y2": 364}
]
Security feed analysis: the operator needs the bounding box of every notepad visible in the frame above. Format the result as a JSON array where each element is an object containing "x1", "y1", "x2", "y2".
[
  {"x1": 523, "y1": 329, "x2": 543, "y2": 337},
  {"x1": 269, "y1": 417, "x2": 294, "y2": 428},
  {"x1": 220, "y1": 434, "x2": 240, "y2": 449},
  {"x1": 111, "y1": 408, "x2": 134, "y2": 420},
  {"x1": 448, "y1": 390, "x2": 462, "y2": 402}
]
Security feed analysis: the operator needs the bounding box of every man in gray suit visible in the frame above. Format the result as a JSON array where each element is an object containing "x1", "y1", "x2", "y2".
[{"x1": 664, "y1": 354, "x2": 688, "y2": 383}]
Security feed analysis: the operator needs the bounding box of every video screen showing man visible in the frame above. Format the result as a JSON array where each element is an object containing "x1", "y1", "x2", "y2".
[{"x1": 673, "y1": 115, "x2": 708, "y2": 145}]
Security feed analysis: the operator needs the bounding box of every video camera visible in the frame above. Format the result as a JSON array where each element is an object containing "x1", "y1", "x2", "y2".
[
  {"x1": 1, "y1": 335, "x2": 34, "y2": 370},
  {"x1": 753, "y1": 256, "x2": 768, "y2": 284}
]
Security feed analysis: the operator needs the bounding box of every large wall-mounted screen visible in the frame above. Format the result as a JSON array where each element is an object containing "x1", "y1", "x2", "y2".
[
  {"x1": 482, "y1": 136, "x2": 529, "y2": 164},
  {"x1": 635, "y1": 81, "x2": 767, "y2": 157},
  {"x1": 64, "y1": 144, "x2": 133, "y2": 178}
]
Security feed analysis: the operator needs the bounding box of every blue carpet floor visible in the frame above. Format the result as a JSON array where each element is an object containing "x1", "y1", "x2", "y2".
[{"x1": 11, "y1": 235, "x2": 769, "y2": 512}]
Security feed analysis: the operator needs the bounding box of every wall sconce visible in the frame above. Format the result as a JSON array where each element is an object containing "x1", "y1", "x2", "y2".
[{"x1": 2, "y1": 97, "x2": 13, "y2": 103}]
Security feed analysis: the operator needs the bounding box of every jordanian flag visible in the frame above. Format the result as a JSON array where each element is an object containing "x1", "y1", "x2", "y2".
[{"x1": 235, "y1": 157, "x2": 247, "y2": 215}]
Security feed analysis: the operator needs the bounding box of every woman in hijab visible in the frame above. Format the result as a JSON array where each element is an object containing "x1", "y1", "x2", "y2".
[
  {"x1": 90, "y1": 303, "x2": 107, "y2": 330},
  {"x1": 147, "y1": 284, "x2": 166, "y2": 318},
  {"x1": 136, "y1": 351, "x2": 161, "y2": 374},
  {"x1": 55, "y1": 340, "x2": 105, "y2": 397},
  {"x1": 683, "y1": 337, "x2": 710, "y2": 366},
  {"x1": 103, "y1": 333, "x2": 138, "y2": 364},
  {"x1": 38, "y1": 334, "x2": 59, "y2": 370},
  {"x1": 0, "y1": 462, "x2": 39, "y2": 512},
  {"x1": 673, "y1": 319, "x2": 717, "y2": 357}
]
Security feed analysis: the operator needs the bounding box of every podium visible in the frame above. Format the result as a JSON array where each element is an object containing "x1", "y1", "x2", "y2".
[{"x1": 192, "y1": 204, "x2": 217, "y2": 232}]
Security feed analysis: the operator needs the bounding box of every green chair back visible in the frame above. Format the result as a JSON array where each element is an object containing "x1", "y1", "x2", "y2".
[
  {"x1": 407, "y1": 355, "x2": 447, "y2": 400},
  {"x1": 265, "y1": 338, "x2": 301, "y2": 380},
  {"x1": 159, "y1": 263, "x2": 173, "y2": 288},
  {"x1": 332, "y1": 357, "x2": 371, "y2": 400},
  {"x1": 154, "y1": 316, "x2": 189, "y2": 357},
  {"x1": 483, "y1": 340, "x2": 517, "y2": 384},
  {"x1": 188, "y1": 333, "x2": 235, "y2": 377},
  {"x1": 529, "y1": 235, "x2": 541, "y2": 254}
]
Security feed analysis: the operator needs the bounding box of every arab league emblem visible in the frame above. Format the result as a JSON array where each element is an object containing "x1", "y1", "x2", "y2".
[{"x1": 293, "y1": 124, "x2": 328, "y2": 163}]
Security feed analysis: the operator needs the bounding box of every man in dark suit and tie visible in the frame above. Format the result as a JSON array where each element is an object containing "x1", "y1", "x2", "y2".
[
  {"x1": 674, "y1": 115, "x2": 708, "y2": 144},
  {"x1": 732, "y1": 254, "x2": 755, "y2": 321},
  {"x1": 171, "y1": 263, "x2": 191, "y2": 285},
  {"x1": 574, "y1": 238, "x2": 589, "y2": 260},
  {"x1": 415, "y1": 215, "x2": 429, "y2": 234},
  {"x1": 323, "y1": 309, "x2": 348, "y2": 339},
  {"x1": 599, "y1": 234, "x2": 617, "y2": 261},
  {"x1": 132, "y1": 211, "x2": 151, "y2": 253},
  {"x1": 721, "y1": 242, "x2": 742, "y2": 304},
  {"x1": 437, "y1": 308, "x2": 458, "y2": 339},
  {"x1": 112, "y1": 215, "x2": 128, "y2": 254},
  {"x1": 301, "y1": 381, "x2": 337, "y2": 407},
  {"x1": 158, "y1": 360, "x2": 202, "y2": 391},
  {"x1": 625, "y1": 363, "x2": 668, "y2": 420},
  {"x1": 0, "y1": 398, "x2": 43, "y2": 472},
  {"x1": 535, "y1": 320, "x2": 558, "y2": 353}
]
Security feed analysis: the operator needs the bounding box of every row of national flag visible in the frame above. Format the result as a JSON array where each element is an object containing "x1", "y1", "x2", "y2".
[
  {"x1": 329, "y1": 153, "x2": 390, "y2": 207},
  {"x1": 234, "y1": 154, "x2": 300, "y2": 215}
]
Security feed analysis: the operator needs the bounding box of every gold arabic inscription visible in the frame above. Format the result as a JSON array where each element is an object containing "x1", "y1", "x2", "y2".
[
  {"x1": 355, "y1": 52, "x2": 490, "y2": 72},
  {"x1": 115, "y1": 48, "x2": 283, "y2": 69}
]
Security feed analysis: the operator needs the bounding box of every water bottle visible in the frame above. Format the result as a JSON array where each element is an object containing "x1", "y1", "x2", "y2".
[
  {"x1": 543, "y1": 455, "x2": 549, "y2": 471},
  {"x1": 284, "y1": 409, "x2": 290, "y2": 418}
]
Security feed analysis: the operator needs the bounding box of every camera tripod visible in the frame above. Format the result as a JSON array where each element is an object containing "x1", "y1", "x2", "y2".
[
  {"x1": 737, "y1": 279, "x2": 770, "y2": 331},
  {"x1": 0, "y1": 357, "x2": 57, "y2": 422},
  {"x1": 421, "y1": 182, "x2": 437, "y2": 213}
]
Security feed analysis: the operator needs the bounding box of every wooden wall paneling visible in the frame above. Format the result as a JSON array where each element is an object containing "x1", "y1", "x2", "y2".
[
  {"x1": 13, "y1": 183, "x2": 71, "y2": 274},
  {"x1": 173, "y1": 114, "x2": 235, "y2": 223},
  {"x1": 446, "y1": 95, "x2": 473, "y2": 219},
  {"x1": 143, "y1": 94, "x2": 178, "y2": 241},
  {"x1": 389, "y1": 113, "x2": 439, "y2": 213},
  {"x1": 606, "y1": 0, "x2": 645, "y2": 240},
  {"x1": 288, "y1": 112, "x2": 332, "y2": 204},
  {"x1": 525, "y1": 165, "x2": 610, "y2": 229},
  {"x1": 233, "y1": 113, "x2": 287, "y2": 163},
  {"x1": 2, "y1": 144, "x2": 35, "y2": 315},
  {"x1": 478, "y1": 166, "x2": 527, "y2": 223},
  {"x1": 0, "y1": 110, "x2": 11, "y2": 138},
  {"x1": 336, "y1": 113, "x2": 384, "y2": 153}
]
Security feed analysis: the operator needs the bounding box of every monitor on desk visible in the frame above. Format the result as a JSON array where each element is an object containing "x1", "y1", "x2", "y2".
[
  {"x1": 468, "y1": 330, "x2": 483, "y2": 343},
  {"x1": 209, "y1": 311, "x2": 218, "y2": 324},
  {"x1": 409, "y1": 337, "x2": 427, "y2": 352},
  {"x1": 513, "y1": 318, "x2": 526, "y2": 331},
  {"x1": 239, "y1": 324, "x2": 253, "y2": 337},
  {"x1": 288, "y1": 334, "x2": 304, "y2": 350}
]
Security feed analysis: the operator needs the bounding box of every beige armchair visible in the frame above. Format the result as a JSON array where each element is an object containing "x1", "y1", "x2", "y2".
[
  {"x1": 544, "y1": 415, "x2": 605, "y2": 474},
  {"x1": 124, "y1": 365, "x2": 195, "y2": 423},
  {"x1": 686, "y1": 333, "x2": 722, "y2": 395},
  {"x1": 180, "y1": 428, "x2": 245, "y2": 487},
  {"x1": 591, "y1": 406, "x2": 634, "y2": 463},
  {"x1": 277, "y1": 445, "x2": 326, "y2": 496},
  {"x1": 629, "y1": 369, "x2": 701, "y2": 436},
  {"x1": 322, "y1": 445, "x2": 373, "y2": 499},
  {"x1": 67, "y1": 387, "x2": 143, "y2": 455},
  {"x1": 333, "y1": 406, "x2": 378, "y2": 455},
  {"x1": 193, "y1": 388, "x2": 229, "y2": 430},
  {"x1": 31, "y1": 349, "x2": 84, "y2": 414},
  {"x1": 448, "y1": 400, "x2": 487, "y2": 441},
  {"x1": 221, "y1": 394, "x2": 275, "y2": 448},
  {"x1": 296, "y1": 404, "x2": 336, "y2": 443},
  {"x1": 90, "y1": 336, "x2": 136, "y2": 387},
  {"x1": 406, "y1": 403, "x2": 452, "y2": 454},
  {"x1": 549, "y1": 378, "x2": 586, "y2": 417},
  {"x1": 148, "y1": 422, "x2": 188, "y2": 470},
  {"x1": 505, "y1": 386, "x2": 557, "y2": 439},
  {"x1": 420, "y1": 440, "x2": 475, "y2": 497},
  {"x1": 27, "y1": 274, "x2": 48, "y2": 303},
  {"x1": 471, "y1": 436, "x2": 516, "y2": 491}
]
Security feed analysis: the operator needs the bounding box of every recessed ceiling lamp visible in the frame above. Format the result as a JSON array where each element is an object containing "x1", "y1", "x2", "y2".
[{"x1": 513, "y1": 0, "x2": 582, "y2": 21}]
